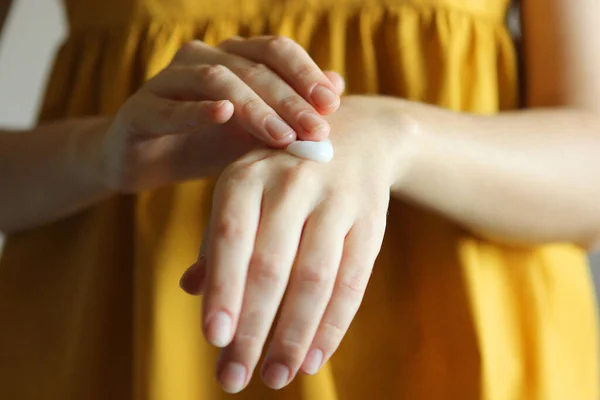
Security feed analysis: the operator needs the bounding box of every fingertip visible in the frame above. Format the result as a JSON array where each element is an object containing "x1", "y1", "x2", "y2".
[
  {"x1": 273, "y1": 134, "x2": 297, "y2": 148},
  {"x1": 321, "y1": 101, "x2": 341, "y2": 116},
  {"x1": 264, "y1": 116, "x2": 298, "y2": 149},
  {"x1": 323, "y1": 71, "x2": 346, "y2": 95},
  {"x1": 218, "y1": 361, "x2": 248, "y2": 394},
  {"x1": 297, "y1": 124, "x2": 330, "y2": 142},
  {"x1": 314, "y1": 125, "x2": 331, "y2": 141},
  {"x1": 311, "y1": 85, "x2": 341, "y2": 115},
  {"x1": 205, "y1": 310, "x2": 234, "y2": 348},
  {"x1": 301, "y1": 348, "x2": 323, "y2": 375},
  {"x1": 212, "y1": 100, "x2": 235, "y2": 123}
]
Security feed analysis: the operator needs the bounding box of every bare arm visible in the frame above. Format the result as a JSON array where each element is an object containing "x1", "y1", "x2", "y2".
[
  {"x1": 0, "y1": 1, "x2": 101, "y2": 233},
  {"x1": 388, "y1": 0, "x2": 600, "y2": 248},
  {"x1": 0, "y1": 119, "x2": 112, "y2": 233},
  {"x1": 0, "y1": 35, "x2": 347, "y2": 234},
  {"x1": 0, "y1": 0, "x2": 110, "y2": 232}
]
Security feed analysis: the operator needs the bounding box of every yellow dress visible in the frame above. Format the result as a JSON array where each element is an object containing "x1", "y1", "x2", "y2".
[{"x1": 0, "y1": 0, "x2": 597, "y2": 399}]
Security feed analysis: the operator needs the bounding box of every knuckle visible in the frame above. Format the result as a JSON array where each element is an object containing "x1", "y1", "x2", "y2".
[
  {"x1": 278, "y1": 95, "x2": 308, "y2": 118},
  {"x1": 337, "y1": 270, "x2": 369, "y2": 299},
  {"x1": 277, "y1": 337, "x2": 306, "y2": 361},
  {"x1": 280, "y1": 163, "x2": 312, "y2": 191},
  {"x1": 234, "y1": 329, "x2": 263, "y2": 349},
  {"x1": 217, "y1": 162, "x2": 263, "y2": 196},
  {"x1": 296, "y1": 263, "x2": 334, "y2": 290},
  {"x1": 197, "y1": 64, "x2": 230, "y2": 81},
  {"x1": 320, "y1": 318, "x2": 346, "y2": 342},
  {"x1": 206, "y1": 279, "x2": 228, "y2": 299},
  {"x1": 265, "y1": 35, "x2": 296, "y2": 57},
  {"x1": 232, "y1": 309, "x2": 266, "y2": 349},
  {"x1": 237, "y1": 62, "x2": 270, "y2": 82},
  {"x1": 239, "y1": 97, "x2": 266, "y2": 119},
  {"x1": 226, "y1": 162, "x2": 262, "y2": 183},
  {"x1": 175, "y1": 40, "x2": 206, "y2": 60},
  {"x1": 214, "y1": 214, "x2": 246, "y2": 242},
  {"x1": 291, "y1": 63, "x2": 315, "y2": 84},
  {"x1": 249, "y1": 252, "x2": 284, "y2": 285},
  {"x1": 217, "y1": 36, "x2": 241, "y2": 49}
]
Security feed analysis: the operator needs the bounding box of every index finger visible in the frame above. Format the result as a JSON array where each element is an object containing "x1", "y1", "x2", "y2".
[{"x1": 219, "y1": 36, "x2": 342, "y2": 115}]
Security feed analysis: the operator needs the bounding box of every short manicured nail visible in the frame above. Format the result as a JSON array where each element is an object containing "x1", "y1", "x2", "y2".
[
  {"x1": 302, "y1": 349, "x2": 323, "y2": 375},
  {"x1": 207, "y1": 311, "x2": 232, "y2": 347},
  {"x1": 265, "y1": 115, "x2": 295, "y2": 141},
  {"x1": 214, "y1": 100, "x2": 231, "y2": 110},
  {"x1": 311, "y1": 85, "x2": 339, "y2": 111},
  {"x1": 262, "y1": 362, "x2": 290, "y2": 389},
  {"x1": 219, "y1": 362, "x2": 247, "y2": 394},
  {"x1": 299, "y1": 113, "x2": 329, "y2": 135}
]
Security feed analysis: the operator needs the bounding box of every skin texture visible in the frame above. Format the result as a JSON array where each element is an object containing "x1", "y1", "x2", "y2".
[
  {"x1": 0, "y1": 36, "x2": 344, "y2": 233},
  {"x1": 196, "y1": 99, "x2": 397, "y2": 392},
  {"x1": 179, "y1": 0, "x2": 600, "y2": 393},
  {"x1": 1, "y1": 0, "x2": 599, "y2": 395},
  {"x1": 184, "y1": 98, "x2": 600, "y2": 394}
]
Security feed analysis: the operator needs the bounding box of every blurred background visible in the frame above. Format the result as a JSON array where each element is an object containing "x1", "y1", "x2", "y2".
[{"x1": 1, "y1": 0, "x2": 600, "y2": 306}]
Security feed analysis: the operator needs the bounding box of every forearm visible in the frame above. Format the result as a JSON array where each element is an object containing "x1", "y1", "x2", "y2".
[
  {"x1": 0, "y1": 118, "x2": 114, "y2": 233},
  {"x1": 390, "y1": 101, "x2": 600, "y2": 248}
]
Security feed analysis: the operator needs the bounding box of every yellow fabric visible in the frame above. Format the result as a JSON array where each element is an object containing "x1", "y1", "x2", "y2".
[{"x1": 0, "y1": 0, "x2": 597, "y2": 399}]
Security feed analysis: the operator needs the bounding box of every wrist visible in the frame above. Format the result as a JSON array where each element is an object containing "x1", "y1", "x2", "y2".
[
  {"x1": 385, "y1": 99, "x2": 476, "y2": 202},
  {"x1": 67, "y1": 117, "x2": 115, "y2": 197},
  {"x1": 370, "y1": 97, "x2": 426, "y2": 195}
]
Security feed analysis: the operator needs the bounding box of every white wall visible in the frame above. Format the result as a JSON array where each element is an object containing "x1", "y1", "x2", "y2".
[
  {"x1": 0, "y1": 0, "x2": 66, "y2": 250},
  {"x1": 0, "y1": 0, "x2": 65, "y2": 128},
  {"x1": 1, "y1": 0, "x2": 600, "y2": 291}
]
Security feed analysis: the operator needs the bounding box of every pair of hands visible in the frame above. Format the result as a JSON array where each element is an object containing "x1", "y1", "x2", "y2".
[
  {"x1": 100, "y1": 35, "x2": 344, "y2": 192},
  {"x1": 99, "y1": 35, "x2": 405, "y2": 393}
]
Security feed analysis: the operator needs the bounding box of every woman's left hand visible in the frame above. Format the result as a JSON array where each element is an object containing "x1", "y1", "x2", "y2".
[{"x1": 180, "y1": 96, "x2": 410, "y2": 393}]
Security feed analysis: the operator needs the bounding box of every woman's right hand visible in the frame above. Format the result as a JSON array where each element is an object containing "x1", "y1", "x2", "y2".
[{"x1": 99, "y1": 36, "x2": 344, "y2": 193}]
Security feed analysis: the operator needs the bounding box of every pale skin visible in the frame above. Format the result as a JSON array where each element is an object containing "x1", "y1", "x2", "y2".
[
  {"x1": 179, "y1": 0, "x2": 600, "y2": 393},
  {"x1": 0, "y1": 26, "x2": 345, "y2": 231},
  {"x1": 1, "y1": 0, "x2": 600, "y2": 395}
]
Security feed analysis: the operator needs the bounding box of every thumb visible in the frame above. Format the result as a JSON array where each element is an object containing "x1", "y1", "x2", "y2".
[{"x1": 124, "y1": 94, "x2": 235, "y2": 139}]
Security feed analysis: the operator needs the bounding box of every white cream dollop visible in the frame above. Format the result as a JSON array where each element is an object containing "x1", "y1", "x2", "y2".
[{"x1": 286, "y1": 139, "x2": 334, "y2": 163}]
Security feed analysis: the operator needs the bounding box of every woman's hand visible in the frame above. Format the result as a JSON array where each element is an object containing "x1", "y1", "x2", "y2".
[
  {"x1": 100, "y1": 36, "x2": 344, "y2": 193},
  {"x1": 180, "y1": 97, "x2": 409, "y2": 393}
]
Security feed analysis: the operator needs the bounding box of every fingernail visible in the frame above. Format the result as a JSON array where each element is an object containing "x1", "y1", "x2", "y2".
[
  {"x1": 265, "y1": 115, "x2": 295, "y2": 141},
  {"x1": 219, "y1": 362, "x2": 247, "y2": 394},
  {"x1": 207, "y1": 311, "x2": 232, "y2": 347},
  {"x1": 311, "y1": 85, "x2": 339, "y2": 111},
  {"x1": 299, "y1": 113, "x2": 329, "y2": 135},
  {"x1": 302, "y1": 349, "x2": 323, "y2": 375},
  {"x1": 262, "y1": 362, "x2": 290, "y2": 389},
  {"x1": 214, "y1": 100, "x2": 229, "y2": 109}
]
